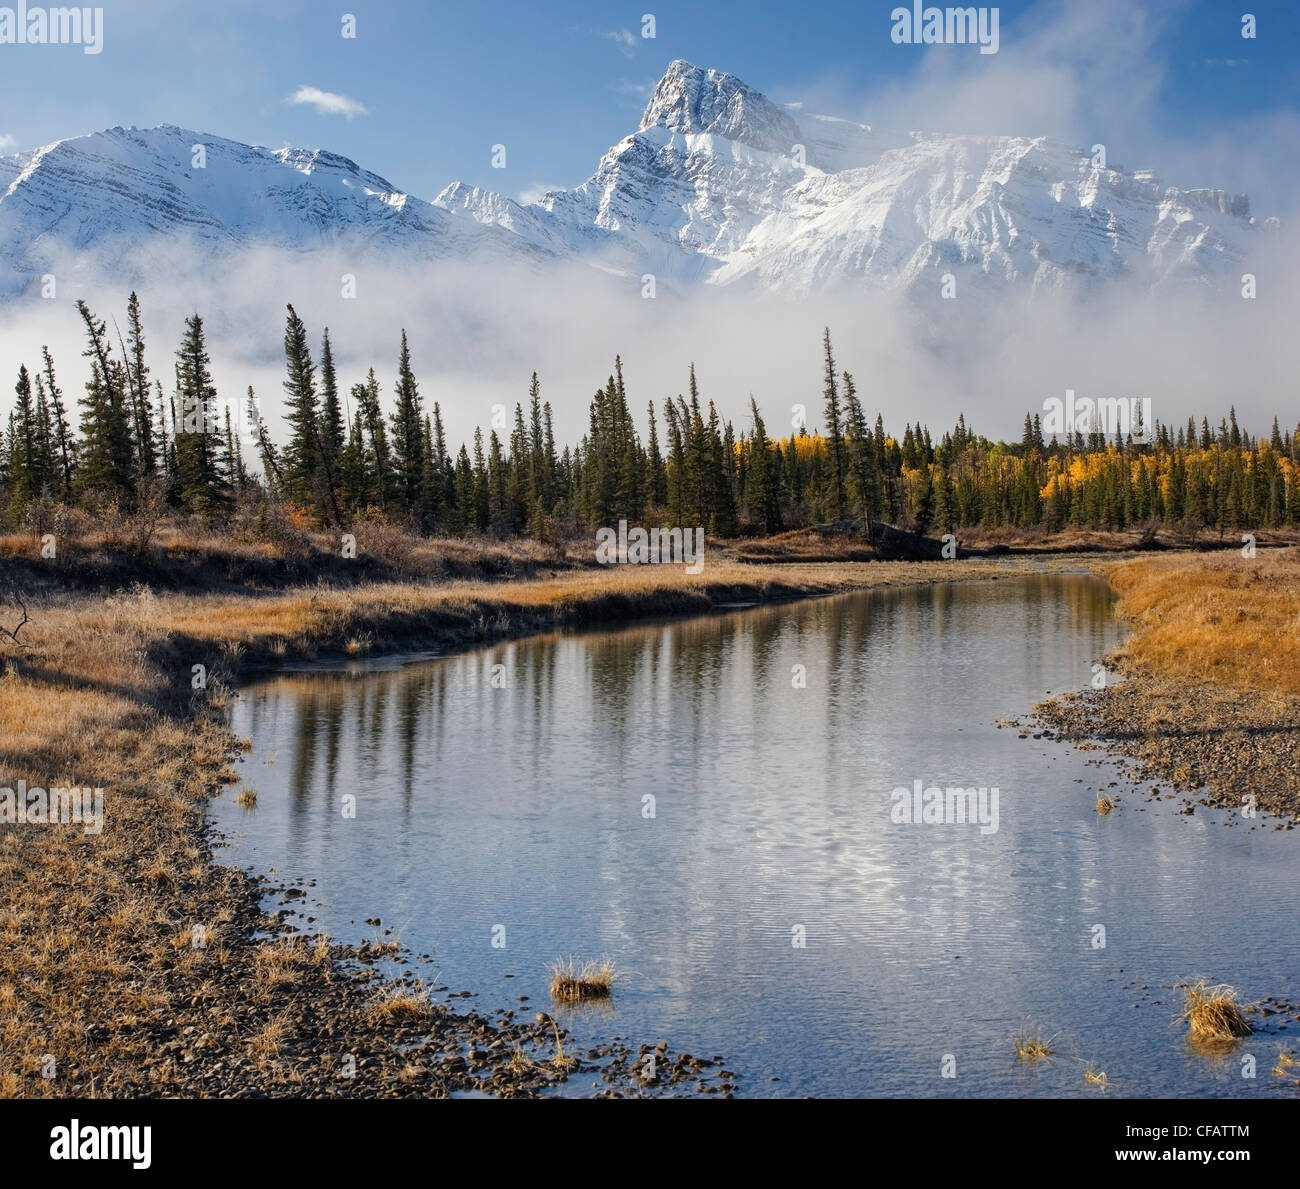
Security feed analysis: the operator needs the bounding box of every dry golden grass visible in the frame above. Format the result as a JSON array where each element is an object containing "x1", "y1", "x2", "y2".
[
  {"x1": 1273, "y1": 1048, "x2": 1298, "y2": 1076},
  {"x1": 1107, "y1": 548, "x2": 1300, "y2": 696},
  {"x1": 507, "y1": 1045, "x2": 538, "y2": 1076},
  {"x1": 1083, "y1": 1064, "x2": 1110, "y2": 1087},
  {"x1": 365, "y1": 985, "x2": 432, "y2": 1025},
  {"x1": 248, "y1": 1014, "x2": 289, "y2": 1058},
  {"x1": 1014, "y1": 1026, "x2": 1056, "y2": 1062},
  {"x1": 549, "y1": 958, "x2": 616, "y2": 1002},
  {"x1": 234, "y1": 788, "x2": 258, "y2": 808},
  {"x1": 1096, "y1": 796, "x2": 1115, "y2": 814},
  {"x1": 12, "y1": 554, "x2": 1106, "y2": 677},
  {"x1": 1035, "y1": 547, "x2": 1300, "y2": 818},
  {"x1": 1180, "y1": 980, "x2": 1253, "y2": 1043},
  {"x1": 0, "y1": 546, "x2": 1132, "y2": 1096},
  {"x1": 532, "y1": 1011, "x2": 578, "y2": 1071}
]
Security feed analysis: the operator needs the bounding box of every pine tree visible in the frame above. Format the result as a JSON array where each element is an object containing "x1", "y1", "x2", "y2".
[
  {"x1": 222, "y1": 405, "x2": 248, "y2": 495},
  {"x1": 339, "y1": 409, "x2": 368, "y2": 512},
  {"x1": 247, "y1": 386, "x2": 283, "y2": 493},
  {"x1": 353, "y1": 370, "x2": 392, "y2": 511},
  {"x1": 683, "y1": 370, "x2": 708, "y2": 524},
  {"x1": 507, "y1": 402, "x2": 529, "y2": 529},
  {"x1": 280, "y1": 306, "x2": 341, "y2": 524},
  {"x1": 429, "y1": 402, "x2": 452, "y2": 527},
  {"x1": 121, "y1": 291, "x2": 157, "y2": 478},
  {"x1": 9, "y1": 365, "x2": 40, "y2": 510},
  {"x1": 451, "y1": 443, "x2": 474, "y2": 533},
  {"x1": 487, "y1": 429, "x2": 507, "y2": 527},
  {"x1": 282, "y1": 305, "x2": 320, "y2": 505},
  {"x1": 390, "y1": 330, "x2": 424, "y2": 514},
  {"x1": 1020, "y1": 413, "x2": 1038, "y2": 453},
  {"x1": 74, "y1": 301, "x2": 134, "y2": 505},
  {"x1": 32, "y1": 374, "x2": 56, "y2": 497},
  {"x1": 663, "y1": 398, "x2": 686, "y2": 526},
  {"x1": 527, "y1": 372, "x2": 545, "y2": 509},
  {"x1": 41, "y1": 348, "x2": 75, "y2": 500},
  {"x1": 820, "y1": 328, "x2": 846, "y2": 519},
  {"x1": 471, "y1": 427, "x2": 490, "y2": 531},
  {"x1": 748, "y1": 396, "x2": 783, "y2": 533},
  {"x1": 541, "y1": 402, "x2": 559, "y2": 512},
  {"x1": 933, "y1": 464, "x2": 956, "y2": 534},
  {"x1": 645, "y1": 400, "x2": 666, "y2": 508},
  {"x1": 319, "y1": 329, "x2": 346, "y2": 477},
  {"x1": 706, "y1": 399, "x2": 735, "y2": 534},
  {"x1": 173, "y1": 313, "x2": 229, "y2": 515},
  {"x1": 419, "y1": 415, "x2": 442, "y2": 530},
  {"x1": 842, "y1": 369, "x2": 877, "y2": 536}
]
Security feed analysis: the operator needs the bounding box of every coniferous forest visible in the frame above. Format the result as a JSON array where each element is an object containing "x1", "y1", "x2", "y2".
[{"x1": 4, "y1": 294, "x2": 1299, "y2": 543}]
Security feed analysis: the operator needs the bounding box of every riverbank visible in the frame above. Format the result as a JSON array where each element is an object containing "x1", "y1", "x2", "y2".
[
  {"x1": 2, "y1": 552, "x2": 1117, "y2": 1099},
  {"x1": 1034, "y1": 548, "x2": 1300, "y2": 821},
  {"x1": 4, "y1": 546, "x2": 1293, "y2": 1098}
]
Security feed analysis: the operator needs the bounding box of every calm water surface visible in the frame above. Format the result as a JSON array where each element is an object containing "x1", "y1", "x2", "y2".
[{"x1": 213, "y1": 574, "x2": 1300, "y2": 1097}]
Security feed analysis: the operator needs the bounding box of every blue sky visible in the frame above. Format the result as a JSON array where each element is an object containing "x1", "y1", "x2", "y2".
[{"x1": 1, "y1": 0, "x2": 1297, "y2": 207}]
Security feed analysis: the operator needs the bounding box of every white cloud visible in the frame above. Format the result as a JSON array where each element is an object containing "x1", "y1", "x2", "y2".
[
  {"x1": 517, "y1": 183, "x2": 563, "y2": 205},
  {"x1": 10, "y1": 222, "x2": 1299, "y2": 456},
  {"x1": 0, "y1": 134, "x2": 16, "y2": 153},
  {"x1": 571, "y1": 25, "x2": 639, "y2": 59},
  {"x1": 4, "y1": 0, "x2": 1296, "y2": 450},
  {"x1": 600, "y1": 29, "x2": 637, "y2": 58},
  {"x1": 612, "y1": 79, "x2": 654, "y2": 102},
  {"x1": 285, "y1": 86, "x2": 368, "y2": 119}
]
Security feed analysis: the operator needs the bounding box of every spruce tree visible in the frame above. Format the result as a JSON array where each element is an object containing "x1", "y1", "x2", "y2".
[
  {"x1": 541, "y1": 402, "x2": 559, "y2": 513},
  {"x1": 280, "y1": 305, "x2": 341, "y2": 524},
  {"x1": 339, "y1": 409, "x2": 368, "y2": 512},
  {"x1": 41, "y1": 348, "x2": 75, "y2": 500},
  {"x1": 173, "y1": 313, "x2": 229, "y2": 515},
  {"x1": 820, "y1": 328, "x2": 846, "y2": 519},
  {"x1": 248, "y1": 386, "x2": 284, "y2": 493},
  {"x1": 319, "y1": 329, "x2": 346, "y2": 476},
  {"x1": 390, "y1": 330, "x2": 425, "y2": 513},
  {"x1": 354, "y1": 370, "x2": 392, "y2": 511},
  {"x1": 748, "y1": 396, "x2": 783, "y2": 533},
  {"x1": 282, "y1": 304, "x2": 321, "y2": 505},
  {"x1": 121, "y1": 291, "x2": 157, "y2": 478},
  {"x1": 32, "y1": 374, "x2": 56, "y2": 497},
  {"x1": 9, "y1": 365, "x2": 39, "y2": 510},
  {"x1": 842, "y1": 369, "x2": 877, "y2": 536},
  {"x1": 74, "y1": 301, "x2": 134, "y2": 505}
]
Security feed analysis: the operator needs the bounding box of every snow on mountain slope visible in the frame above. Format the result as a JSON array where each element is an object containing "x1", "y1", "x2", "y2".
[
  {"x1": 435, "y1": 58, "x2": 1267, "y2": 299},
  {"x1": 0, "y1": 124, "x2": 537, "y2": 294},
  {"x1": 0, "y1": 60, "x2": 1271, "y2": 302},
  {"x1": 710, "y1": 132, "x2": 1259, "y2": 296}
]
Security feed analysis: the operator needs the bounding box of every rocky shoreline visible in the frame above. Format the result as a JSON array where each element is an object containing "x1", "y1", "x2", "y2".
[
  {"x1": 1031, "y1": 550, "x2": 1300, "y2": 825},
  {"x1": 8, "y1": 548, "x2": 1279, "y2": 1099},
  {"x1": 1033, "y1": 673, "x2": 1300, "y2": 824}
]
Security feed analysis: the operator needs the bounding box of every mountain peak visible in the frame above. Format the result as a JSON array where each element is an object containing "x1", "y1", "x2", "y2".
[
  {"x1": 638, "y1": 60, "x2": 802, "y2": 155},
  {"x1": 0, "y1": 65, "x2": 1267, "y2": 303}
]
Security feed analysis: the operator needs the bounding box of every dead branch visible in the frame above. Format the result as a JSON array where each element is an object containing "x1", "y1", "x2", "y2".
[{"x1": 0, "y1": 593, "x2": 30, "y2": 647}]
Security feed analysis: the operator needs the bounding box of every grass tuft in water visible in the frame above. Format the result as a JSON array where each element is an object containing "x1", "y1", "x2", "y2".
[
  {"x1": 1180, "y1": 979, "x2": 1252, "y2": 1043},
  {"x1": 549, "y1": 957, "x2": 615, "y2": 1002}
]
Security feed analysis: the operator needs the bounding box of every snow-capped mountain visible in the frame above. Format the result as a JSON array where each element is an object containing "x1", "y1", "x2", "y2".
[
  {"x1": 0, "y1": 124, "x2": 534, "y2": 294},
  {"x1": 0, "y1": 59, "x2": 1271, "y2": 300}
]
